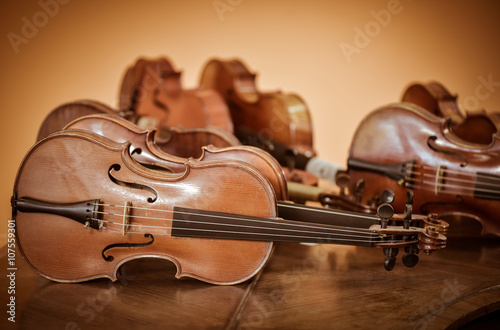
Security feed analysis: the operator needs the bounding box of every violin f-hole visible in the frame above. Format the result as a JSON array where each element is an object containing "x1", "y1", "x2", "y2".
[
  {"x1": 102, "y1": 233, "x2": 155, "y2": 262},
  {"x1": 108, "y1": 164, "x2": 158, "y2": 203},
  {"x1": 427, "y1": 136, "x2": 468, "y2": 167}
]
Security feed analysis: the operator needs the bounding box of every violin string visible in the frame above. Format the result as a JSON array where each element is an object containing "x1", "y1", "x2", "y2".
[
  {"x1": 93, "y1": 208, "x2": 380, "y2": 237},
  {"x1": 409, "y1": 164, "x2": 500, "y2": 186},
  {"x1": 397, "y1": 165, "x2": 500, "y2": 196},
  {"x1": 94, "y1": 217, "x2": 421, "y2": 246},
  {"x1": 94, "y1": 218, "x2": 384, "y2": 244},
  {"x1": 414, "y1": 164, "x2": 500, "y2": 182},
  {"x1": 276, "y1": 203, "x2": 379, "y2": 221},
  {"x1": 99, "y1": 202, "x2": 380, "y2": 222},
  {"x1": 406, "y1": 170, "x2": 500, "y2": 189},
  {"x1": 96, "y1": 202, "x2": 381, "y2": 227},
  {"x1": 405, "y1": 182, "x2": 478, "y2": 197},
  {"x1": 405, "y1": 176, "x2": 499, "y2": 195}
]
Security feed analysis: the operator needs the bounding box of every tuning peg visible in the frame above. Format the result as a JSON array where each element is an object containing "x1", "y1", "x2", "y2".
[
  {"x1": 285, "y1": 149, "x2": 299, "y2": 172},
  {"x1": 405, "y1": 190, "x2": 413, "y2": 204},
  {"x1": 335, "y1": 172, "x2": 350, "y2": 196},
  {"x1": 403, "y1": 190, "x2": 413, "y2": 229},
  {"x1": 377, "y1": 203, "x2": 394, "y2": 229},
  {"x1": 403, "y1": 204, "x2": 412, "y2": 229},
  {"x1": 354, "y1": 179, "x2": 365, "y2": 202},
  {"x1": 380, "y1": 189, "x2": 394, "y2": 204},
  {"x1": 383, "y1": 248, "x2": 399, "y2": 271},
  {"x1": 402, "y1": 245, "x2": 419, "y2": 267}
]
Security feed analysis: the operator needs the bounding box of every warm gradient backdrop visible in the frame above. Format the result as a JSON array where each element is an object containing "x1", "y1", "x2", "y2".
[{"x1": 1, "y1": 0, "x2": 500, "y2": 246}]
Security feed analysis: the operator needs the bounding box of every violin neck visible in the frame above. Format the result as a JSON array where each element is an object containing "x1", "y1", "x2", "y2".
[
  {"x1": 171, "y1": 205, "x2": 380, "y2": 247},
  {"x1": 236, "y1": 126, "x2": 341, "y2": 182}
]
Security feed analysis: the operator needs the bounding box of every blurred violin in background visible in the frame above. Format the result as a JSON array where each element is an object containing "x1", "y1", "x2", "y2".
[
  {"x1": 116, "y1": 57, "x2": 323, "y2": 185},
  {"x1": 402, "y1": 81, "x2": 500, "y2": 144},
  {"x1": 37, "y1": 100, "x2": 133, "y2": 141},
  {"x1": 199, "y1": 58, "x2": 342, "y2": 184},
  {"x1": 343, "y1": 83, "x2": 500, "y2": 237},
  {"x1": 37, "y1": 100, "x2": 240, "y2": 159},
  {"x1": 118, "y1": 57, "x2": 234, "y2": 133}
]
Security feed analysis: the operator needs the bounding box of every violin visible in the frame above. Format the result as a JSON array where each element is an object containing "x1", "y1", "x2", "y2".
[
  {"x1": 64, "y1": 113, "x2": 288, "y2": 200},
  {"x1": 12, "y1": 130, "x2": 447, "y2": 284},
  {"x1": 37, "y1": 100, "x2": 131, "y2": 141},
  {"x1": 402, "y1": 81, "x2": 500, "y2": 145},
  {"x1": 118, "y1": 57, "x2": 234, "y2": 133},
  {"x1": 37, "y1": 100, "x2": 240, "y2": 159},
  {"x1": 199, "y1": 58, "x2": 342, "y2": 183},
  {"x1": 345, "y1": 102, "x2": 500, "y2": 237}
]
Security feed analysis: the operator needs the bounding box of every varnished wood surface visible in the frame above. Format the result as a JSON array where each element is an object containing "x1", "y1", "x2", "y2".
[{"x1": 2, "y1": 236, "x2": 499, "y2": 329}]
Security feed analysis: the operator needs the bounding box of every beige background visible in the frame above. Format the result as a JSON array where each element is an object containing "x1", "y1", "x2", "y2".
[{"x1": 1, "y1": 0, "x2": 500, "y2": 247}]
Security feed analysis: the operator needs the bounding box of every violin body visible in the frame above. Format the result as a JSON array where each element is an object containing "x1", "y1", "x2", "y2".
[
  {"x1": 65, "y1": 114, "x2": 288, "y2": 200},
  {"x1": 199, "y1": 58, "x2": 344, "y2": 184},
  {"x1": 119, "y1": 57, "x2": 234, "y2": 132},
  {"x1": 13, "y1": 130, "x2": 276, "y2": 284},
  {"x1": 347, "y1": 103, "x2": 500, "y2": 236},
  {"x1": 199, "y1": 58, "x2": 315, "y2": 157}
]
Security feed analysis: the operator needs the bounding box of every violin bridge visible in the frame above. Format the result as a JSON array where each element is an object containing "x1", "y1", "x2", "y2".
[
  {"x1": 435, "y1": 165, "x2": 446, "y2": 195},
  {"x1": 122, "y1": 201, "x2": 132, "y2": 235}
]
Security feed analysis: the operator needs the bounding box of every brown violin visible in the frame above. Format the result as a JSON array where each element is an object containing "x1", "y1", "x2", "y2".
[
  {"x1": 37, "y1": 100, "x2": 131, "y2": 141},
  {"x1": 12, "y1": 130, "x2": 447, "y2": 284},
  {"x1": 37, "y1": 100, "x2": 240, "y2": 159},
  {"x1": 346, "y1": 102, "x2": 500, "y2": 237},
  {"x1": 199, "y1": 58, "x2": 342, "y2": 184},
  {"x1": 118, "y1": 57, "x2": 234, "y2": 133}
]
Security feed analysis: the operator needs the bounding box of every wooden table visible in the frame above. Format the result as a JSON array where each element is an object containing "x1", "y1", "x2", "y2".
[{"x1": 1, "y1": 234, "x2": 499, "y2": 329}]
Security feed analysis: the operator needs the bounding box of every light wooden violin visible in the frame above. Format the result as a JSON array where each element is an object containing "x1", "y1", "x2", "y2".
[
  {"x1": 199, "y1": 58, "x2": 342, "y2": 184},
  {"x1": 12, "y1": 130, "x2": 447, "y2": 284}
]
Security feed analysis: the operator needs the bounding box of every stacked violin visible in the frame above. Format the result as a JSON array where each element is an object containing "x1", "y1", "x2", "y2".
[
  {"x1": 36, "y1": 58, "x2": 241, "y2": 158},
  {"x1": 199, "y1": 58, "x2": 342, "y2": 185},
  {"x1": 342, "y1": 82, "x2": 500, "y2": 237}
]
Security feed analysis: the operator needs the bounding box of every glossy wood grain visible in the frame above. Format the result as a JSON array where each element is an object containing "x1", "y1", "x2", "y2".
[{"x1": 2, "y1": 237, "x2": 499, "y2": 329}]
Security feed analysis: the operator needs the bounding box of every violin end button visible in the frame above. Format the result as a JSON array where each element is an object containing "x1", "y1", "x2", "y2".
[
  {"x1": 384, "y1": 257, "x2": 396, "y2": 271},
  {"x1": 405, "y1": 190, "x2": 414, "y2": 204},
  {"x1": 402, "y1": 253, "x2": 419, "y2": 268},
  {"x1": 383, "y1": 248, "x2": 398, "y2": 271}
]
